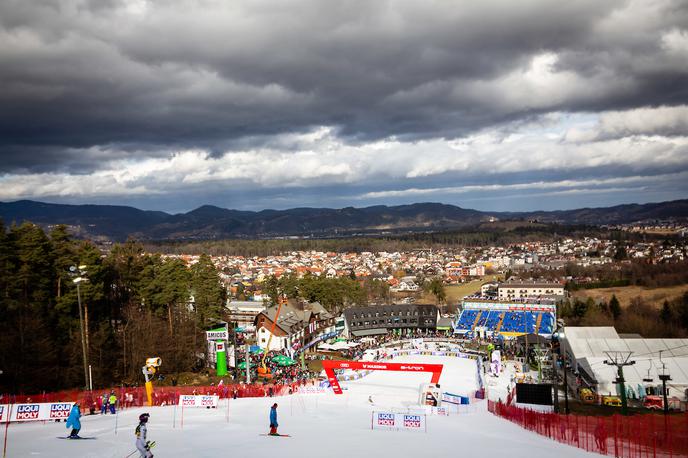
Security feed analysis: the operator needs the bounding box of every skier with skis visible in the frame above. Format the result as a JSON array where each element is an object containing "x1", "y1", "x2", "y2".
[
  {"x1": 65, "y1": 402, "x2": 81, "y2": 439},
  {"x1": 268, "y1": 403, "x2": 279, "y2": 435},
  {"x1": 135, "y1": 413, "x2": 154, "y2": 457}
]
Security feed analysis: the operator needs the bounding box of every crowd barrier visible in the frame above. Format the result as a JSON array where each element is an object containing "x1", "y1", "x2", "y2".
[
  {"x1": 488, "y1": 400, "x2": 688, "y2": 458},
  {"x1": 1, "y1": 380, "x2": 318, "y2": 415}
]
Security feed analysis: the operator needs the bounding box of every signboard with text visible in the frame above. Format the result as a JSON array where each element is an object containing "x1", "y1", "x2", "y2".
[
  {"x1": 179, "y1": 395, "x2": 219, "y2": 408},
  {"x1": 206, "y1": 330, "x2": 228, "y2": 341},
  {"x1": 0, "y1": 402, "x2": 75, "y2": 422},
  {"x1": 371, "y1": 411, "x2": 426, "y2": 432}
]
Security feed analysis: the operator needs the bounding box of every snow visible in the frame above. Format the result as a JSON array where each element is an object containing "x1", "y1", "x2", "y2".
[{"x1": 4, "y1": 354, "x2": 601, "y2": 457}]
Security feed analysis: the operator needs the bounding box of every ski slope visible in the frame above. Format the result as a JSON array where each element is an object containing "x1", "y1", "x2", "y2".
[{"x1": 4, "y1": 354, "x2": 601, "y2": 457}]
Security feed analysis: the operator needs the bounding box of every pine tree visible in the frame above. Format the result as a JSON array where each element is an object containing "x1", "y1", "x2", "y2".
[
  {"x1": 659, "y1": 300, "x2": 672, "y2": 324},
  {"x1": 609, "y1": 294, "x2": 622, "y2": 320}
]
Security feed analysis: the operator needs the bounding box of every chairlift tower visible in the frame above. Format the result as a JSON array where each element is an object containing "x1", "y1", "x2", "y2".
[
  {"x1": 658, "y1": 350, "x2": 672, "y2": 415},
  {"x1": 603, "y1": 351, "x2": 635, "y2": 416}
]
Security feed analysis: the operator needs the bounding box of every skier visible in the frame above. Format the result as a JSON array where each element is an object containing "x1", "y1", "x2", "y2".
[
  {"x1": 101, "y1": 393, "x2": 109, "y2": 414},
  {"x1": 268, "y1": 403, "x2": 279, "y2": 436},
  {"x1": 135, "y1": 413, "x2": 154, "y2": 457},
  {"x1": 108, "y1": 391, "x2": 118, "y2": 414},
  {"x1": 65, "y1": 402, "x2": 81, "y2": 438}
]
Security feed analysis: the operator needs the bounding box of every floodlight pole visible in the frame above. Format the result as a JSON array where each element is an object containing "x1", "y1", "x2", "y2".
[{"x1": 76, "y1": 280, "x2": 89, "y2": 390}]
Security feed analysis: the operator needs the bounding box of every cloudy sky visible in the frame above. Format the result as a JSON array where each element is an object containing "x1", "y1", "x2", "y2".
[{"x1": 1, "y1": 0, "x2": 687, "y2": 213}]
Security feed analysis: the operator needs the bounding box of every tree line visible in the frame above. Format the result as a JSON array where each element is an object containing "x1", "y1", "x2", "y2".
[
  {"x1": 558, "y1": 293, "x2": 688, "y2": 338},
  {"x1": 143, "y1": 224, "x2": 664, "y2": 256},
  {"x1": 0, "y1": 221, "x2": 226, "y2": 394}
]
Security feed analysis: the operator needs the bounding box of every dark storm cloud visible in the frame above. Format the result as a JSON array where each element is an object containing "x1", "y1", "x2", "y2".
[{"x1": 1, "y1": 0, "x2": 687, "y2": 174}]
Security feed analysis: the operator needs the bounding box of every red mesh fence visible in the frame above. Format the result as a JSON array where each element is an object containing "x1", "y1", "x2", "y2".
[
  {"x1": 2, "y1": 380, "x2": 318, "y2": 411},
  {"x1": 488, "y1": 400, "x2": 688, "y2": 458}
]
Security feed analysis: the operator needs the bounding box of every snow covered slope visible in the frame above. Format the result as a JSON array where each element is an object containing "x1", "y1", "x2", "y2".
[{"x1": 4, "y1": 355, "x2": 601, "y2": 457}]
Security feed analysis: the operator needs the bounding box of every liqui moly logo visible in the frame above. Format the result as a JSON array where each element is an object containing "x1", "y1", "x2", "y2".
[
  {"x1": 181, "y1": 396, "x2": 196, "y2": 406},
  {"x1": 200, "y1": 396, "x2": 214, "y2": 406},
  {"x1": 50, "y1": 403, "x2": 73, "y2": 419},
  {"x1": 377, "y1": 413, "x2": 395, "y2": 426},
  {"x1": 338, "y1": 363, "x2": 350, "y2": 368},
  {"x1": 0, "y1": 406, "x2": 5, "y2": 422},
  {"x1": 403, "y1": 414, "x2": 421, "y2": 428},
  {"x1": 16, "y1": 404, "x2": 40, "y2": 420}
]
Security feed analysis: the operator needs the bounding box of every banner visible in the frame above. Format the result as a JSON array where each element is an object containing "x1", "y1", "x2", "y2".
[
  {"x1": 0, "y1": 402, "x2": 75, "y2": 422},
  {"x1": 206, "y1": 330, "x2": 228, "y2": 341},
  {"x1": 297, "y1": 386, "x2": 327, "y2": 395},
  {"x1": 178, "y1": 395, "x2": 219, "y2": 408},
  {"x1": 371, "y1": 411, "x2": 426, "y2": 432}
]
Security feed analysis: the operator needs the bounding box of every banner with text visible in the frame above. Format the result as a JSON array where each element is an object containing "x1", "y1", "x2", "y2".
[
  {"x1": 371, "y1": 411, "x2": 426, "y2": 432},
  {"x1": 0, "y1": 402, "x2": 75, "y2": 422},
  {"x1": 178, "y1": 395, "x2": 219, "y2": 408},
  {"x1": 297, "y1": 386, "x2": 328, "y2": 395}
]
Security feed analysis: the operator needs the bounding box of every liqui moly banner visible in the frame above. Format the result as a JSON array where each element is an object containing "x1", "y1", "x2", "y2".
[
  {"x1": 371, "y1": 411, "x2": 426, "y2": 432},
  {"x1": 179, "y1": 395, "x2": 219, "y2": 408},
  {"x1": 0, "y1": 402, "x2": 75, "y2": 422}
]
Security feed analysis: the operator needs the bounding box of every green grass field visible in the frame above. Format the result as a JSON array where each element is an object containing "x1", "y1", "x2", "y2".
[{"x1": 420, "y1": 275, "x2": 501, "y2": 304}]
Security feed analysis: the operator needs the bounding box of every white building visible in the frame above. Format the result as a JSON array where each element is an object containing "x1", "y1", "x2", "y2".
[{"x1": 497, "y1": 281, "x2": 565, "y2": 300}]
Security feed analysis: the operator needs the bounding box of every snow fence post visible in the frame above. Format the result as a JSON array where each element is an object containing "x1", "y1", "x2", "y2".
[
  {"x1": 173, "y1": 402, "x2": 176, "y2": 429},
  {"x1": 3, "y1": 404, "x2": 12, "y2": 458}
]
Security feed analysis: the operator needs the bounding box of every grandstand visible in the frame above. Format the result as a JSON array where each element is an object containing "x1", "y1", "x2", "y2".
[{"x1": 454, "y1": 297, "x2": 556, "y2": 338}]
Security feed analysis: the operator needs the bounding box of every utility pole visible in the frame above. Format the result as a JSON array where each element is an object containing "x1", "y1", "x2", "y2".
[
  {"x1": 603, "y1": 351, "x2": 635, "y2": 416},
  {"x1": 232, "y1": 322, "x2": 238, "y2": 381},
  {"x1": 562, "y1": 357, "x2": 569, "y2": 414}
]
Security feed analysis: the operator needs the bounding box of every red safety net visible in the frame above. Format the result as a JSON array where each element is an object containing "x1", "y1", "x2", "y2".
[
  {"x1": 488, "y1": 401, "x2": 688, "y2": 458},
  {"x1": 2, "y1": 380, "x2": 318, "y2": 411}
]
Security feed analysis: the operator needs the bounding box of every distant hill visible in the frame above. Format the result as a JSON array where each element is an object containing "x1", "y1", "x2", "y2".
[{"x1": 0, "y1": 199, "x2": 686, "y2": 241}]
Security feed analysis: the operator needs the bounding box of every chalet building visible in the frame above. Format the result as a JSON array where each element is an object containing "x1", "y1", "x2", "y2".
[
  {"x1": 254, "y1": 301, "x2": 335, "y2": 354},
  {"x1": 342, "y1": 303, "x2": 439, "y2": 338}
]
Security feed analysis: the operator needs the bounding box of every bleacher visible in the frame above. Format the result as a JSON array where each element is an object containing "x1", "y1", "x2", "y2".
[{"x1": 454, "y1": 309, "x2": 555, "y2": 336}]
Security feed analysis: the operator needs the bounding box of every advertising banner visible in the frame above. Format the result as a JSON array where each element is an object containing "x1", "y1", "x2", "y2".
[
  {"x1": 371, "y1": 411, "x2": 426, "y2": 432},
  {"x1": 0, "y1": 402, "x2": 75, "y2": 422},
  {"x1": 297, "y1": 386, "x2": 327, "y2": 395},
  {"x1": 178, "y1": 395, "x2": 219, "y2": 408},
  {"x1": 206, "y1": 330, "x2": 228, "y2": 341}
]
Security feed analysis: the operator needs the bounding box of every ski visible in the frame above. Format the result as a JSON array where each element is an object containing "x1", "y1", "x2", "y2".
[
  {"x1": 57, "y1": 436, "x2": 97, "y2": 440},
  {"x1": 124, "y1": 441, "x2": 156, "y2": 458},
  {"x1": 260, "y1": 434, "x2": 291, "y2": 437}
]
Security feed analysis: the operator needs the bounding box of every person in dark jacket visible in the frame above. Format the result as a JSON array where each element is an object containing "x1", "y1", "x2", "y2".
[
  {"x1": 65, "y1": 403, "x2": 82, "y2": 438},
  {"x1": 269, "y1": 403, "x2": 279, "y2": 435}
]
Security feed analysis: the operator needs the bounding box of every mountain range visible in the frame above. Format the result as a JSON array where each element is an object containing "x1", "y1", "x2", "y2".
[{"x1": 1, "y1": 199, "x2": 687, "y2": 241}]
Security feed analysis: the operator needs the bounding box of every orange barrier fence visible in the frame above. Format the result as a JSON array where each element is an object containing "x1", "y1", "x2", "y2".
[
  {"x1": 488, "y1": 401, "x2": 688, "y2": 458},
  {"x1": 2, "y1": 380, "x2": 318, "y2": 412}
]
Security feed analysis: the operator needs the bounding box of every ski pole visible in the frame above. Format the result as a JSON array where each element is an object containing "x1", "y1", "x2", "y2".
[{"x1": 124, "y1": 441, "x2": 155, "y2": 458}]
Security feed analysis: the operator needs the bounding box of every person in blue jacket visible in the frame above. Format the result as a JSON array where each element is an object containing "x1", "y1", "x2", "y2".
[
  {"x1": 269, "y1": 403, "x2": 279, "y2": 435},
  {"x1": 66, "y1": 402, "x2": 82, "y2": 438}
]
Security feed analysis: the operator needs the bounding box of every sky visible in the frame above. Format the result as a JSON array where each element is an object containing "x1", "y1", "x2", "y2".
[{"x1": 1, "y1": 0, "x2": 687, "y2": 214}]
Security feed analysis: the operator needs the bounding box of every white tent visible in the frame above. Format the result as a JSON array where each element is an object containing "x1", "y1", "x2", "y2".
[{"x1": 561, "y1": 327, "x2": 688, "y2": 399}]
